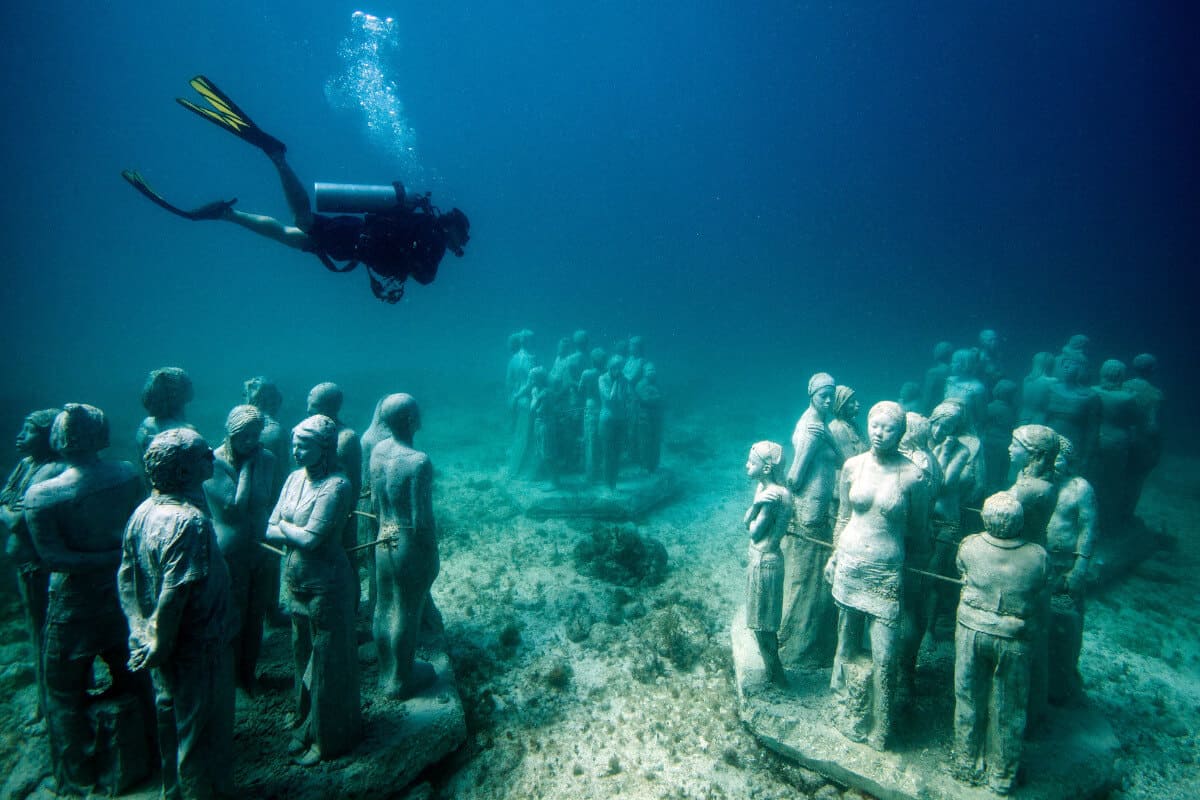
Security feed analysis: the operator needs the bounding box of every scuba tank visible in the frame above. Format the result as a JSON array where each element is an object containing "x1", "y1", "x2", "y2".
[{"x1": 313, "y1": 181, "x2": 427, "y2": 214}]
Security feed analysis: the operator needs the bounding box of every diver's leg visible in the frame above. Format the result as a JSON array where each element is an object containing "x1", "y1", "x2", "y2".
[
  {"x1": 223, "y1": 209, "x2": 312, "y2": 250},
  {"x1": 267, "y1": 151, "x2": 315, "y2": 231}
]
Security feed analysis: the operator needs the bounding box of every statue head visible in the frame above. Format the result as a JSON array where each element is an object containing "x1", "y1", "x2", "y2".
[
  {"x1": 291, "y1": 414, "x2": 339, "y2": 472},
  {"x1": 928, "y1": 399, "x2": 965, "y2": 442},
  {"x1": 1131, "y1": 353, "x2": 1157, "y2": 379},
  {"x1": 933, "y1": 341, "x2": 954, "y2": 363},
  {"x1": 1064, "y1": 334, "x2": 1091, "y2": 355},
  {"x1": 243, "y1": 376, "x2": 283, "y2": 417},
  {"x1": 992, "y1": 379, "x2": 1018, "y2": 403},
  {"x1": 50, "y1": 403, "x2": 109, "y2": 457},
  {"x1": 16, "y1": 408, "x2": 62, "y2": 460},
  {"x1": 746, "y1": 440, "x2": 784, "y2": 482},
  {"x1": 900, "y1": 412, "x2": 931, "y2": 453},
  {"x1": 556, "y1": 337, "x2": 570, "y2": 358},
  {"x1": 590, "y1": 347, "x2": 608, "y2": 369},
  {"x1": 1098, "y1": 359, "x2": 1127, "y2": 389},
  {"x1": 898, "y1": 381, "x2": 920, "y2": 405},
  {"x1": 1028, "y1": 351, "x2": 1055, "y2": 379},
  {"x1": 807, "y1": 373, "x2": 836, "y2": 417},
  {"x1": 380, "y1": 393, "x2": 421, "y2": 440},
  {"x1": 144, "y1": 428, "x2": 214, "y2": 494},
  {"x1": 1009, "y1": 424, "x2": 1059, "y2": 477},
  {"x1": 606, "y1": 355, "x2": 625, "y2": 376},
  {"x1": 1055, "y1": 353, "x2": 1087, "y2": 384},
  {"x1": 141, "y1": 367, "x2": 194, "y2": 418},
  {"x1": 1054, "y1": 435, "x2": 1077, "y2": 478},
  {"x1": 572, "y1": 329, "x2": 590, "y2": 351},
  {"x1": 529, "y1": 365, "x2": 550, "y2": 387},
  {"x1": 628, "y1": 335, "x2": 644, "y2": 357},
  {"x1": 950, "y1": 348, "x2": 978, "y2": 378},
  {"x1": 224, "y1": 404, "x2": 265, "y2": 457},
  {"x1": 832, "y1": 386, "x2": 859, "y2": 421},
  {"x1": 866, "y1": 401, "x2": 907, "y2": 453},
  {"x1": 507, "y1": 331, "x2": 523, "y2": 353},
  {"x1": 981, "y1": 492, "x2": 1024, "y2": 540},
  {"x1": 978, "y1": 329, "x2": 999, "y2": 352},
  {"x1": 307, "y1": 382, "x2": 344, "y2": 418}
]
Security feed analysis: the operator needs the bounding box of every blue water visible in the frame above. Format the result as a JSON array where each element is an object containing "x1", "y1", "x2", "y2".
[{"x1": 0, "y1": 1, "x2": 1194, "y2": 449}]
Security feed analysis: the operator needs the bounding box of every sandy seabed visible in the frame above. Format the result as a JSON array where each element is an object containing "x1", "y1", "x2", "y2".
[{"x1": 0, "y1": 387, "x2": 1196, "y2": 800}]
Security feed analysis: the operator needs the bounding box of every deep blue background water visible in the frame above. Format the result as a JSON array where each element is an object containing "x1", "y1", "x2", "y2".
[{"x1": 1, "y1": 1, "x2": 1194, "y2": 451}]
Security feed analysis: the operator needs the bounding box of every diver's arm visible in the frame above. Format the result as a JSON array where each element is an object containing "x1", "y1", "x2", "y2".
[{"x1": 225, "y1": 209, "x2": 312, "y2": 250}]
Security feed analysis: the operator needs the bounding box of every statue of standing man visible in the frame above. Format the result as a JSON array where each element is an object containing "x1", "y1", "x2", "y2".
[{"x1": 369, "y1": 394, "x2": 440, "y2": 699}]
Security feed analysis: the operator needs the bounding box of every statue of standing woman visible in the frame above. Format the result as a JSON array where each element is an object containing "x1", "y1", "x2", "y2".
[
  {"x1": 825, "y1": 402, "x2": 930, "y2": 751},
  {"x1": 743, "y1": 441, "x2": 793, "y2": 688},
  {"x1": 266, "y1": 415, "x2": 361, "y2": 765},
  {"x1": 778, "y1": 373, "x2": 840, "y2": 669},
  {"x1": 369, "y1": 394, "x2": 440, "y2": 699}
]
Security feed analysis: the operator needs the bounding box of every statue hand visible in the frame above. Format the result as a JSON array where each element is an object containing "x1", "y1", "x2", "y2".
[
  {"x1": 1065, "y1": 566, "x2": 1087, "y2": 597},
  {"x1": 127, "y1": 641, "x2": 160, "y2": 672},
  {"x1": 823, "y1": 557, "x2": 836, "y2": 585}
]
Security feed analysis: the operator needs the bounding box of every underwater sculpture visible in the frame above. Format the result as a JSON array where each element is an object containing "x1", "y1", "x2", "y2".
[
  {"x1": 510, "y1": 366, "x2": 557, "y2": 483},
  {"x1": 308, "y1": 382, "x2": 362, "y2": 553},
  {"x1": 1019, "y1": 351, "x2": 1057, "y2": 425},
  {"x1": 1005, "y1": 423, "x2": 1060, "y2": 724},
  {"x1": 778, "y1": 372, "x2": 840, "y2": 669},
  {"x1": 0, "y1": 408, "x2": 65, "y2": 721},
  {"x1": 925, "y1": 400, "x2": 972, "y2": 639},
  {"x1": 505, "y1": 329, "x2": 537, "y2": 429},
  {"x1": 953, "y1": 491, "x2": 1049, "y2": 796},
  {"x1": 898, "y1": 381, "x2": 922, "y2": 415},
  {"x1": 243, "y1": 376, "x2": 289, "y2": 499},
  {"x1": 922, "y1": 341, "x2": 955, "y2": 414},
  {"x1": 829, "y1": 385, "x2": 867, "y2": 466},
  {"x1": 578, "y1": 348, "x2": 605, "y2": 484},
  {"x1": 266, "y1": 414, "x2": 361, "y2": 765},
  {"x1": 977, "y1": 328, "x2": 1004, "y2": 388},
  {"x1": 633, "y1": 362, "x2": 664, "y2": 472},
  {"x1": 136, "y1": 366, "x2": 197, "y2": 456},
  {"x1": 24, "y1": 404, "x2": 151, "y2": 794},
  {"x1": 369, "y1": 394, "x2": 440, "y2": 698},
  {"x1": 1041, "y1": 354, "x2": 1101, "y2": 475},
  {"x1": 121, "y1": 428, "x2": 235, "y2": 800},
  {"x1": 203, "y1": 405, "x2": 276, "y2": 690},
  {"x1": 982, "y1": 378, "x2": 1019, "y2": 492},
  {"x1": 1092, "y1": 359, "x2": 1140, "y2": 525},
  {"x1": 743, "y1": 441, "x2": 794, "y2": 688},
  {"x1": 598, "y1": 356, "x2": 631, "y2": 489},
  {"x1": 896, "y1": 412, "x2": 941, "y2": 694},
  {"x1": 1046, "y1": 435, "x2": 1098, "y2": 704},
  {"x1": 825, "y1": 401, "x2": 929, "y2": 750},
  {"x1": 1123, "y1": 353, "x2": 1162, "y2": 517},
  {"x1": 1055, "y1": 334, "x2": 1092, "y2": 382},
  {"x1": 943, "y1": 348, "x2": 988, "y2": 432}
]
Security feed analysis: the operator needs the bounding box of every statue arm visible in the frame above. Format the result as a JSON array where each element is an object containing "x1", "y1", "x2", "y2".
[
  {"x1": 785, "y1": 422, "x2": 818, "y2": 488},
  {"x1": 907, "y1": 468, "x2": 933, "y2": 551},
  {"x1": 129, "y1": 582, "x2": 191, "y2": 671},
  {"x1": 277, "y1": 478, "x2": 352, "y2": 550},
  {"x1": 747, "y1": 498, "x2": 779, "y2": 545},
  {"x1": 831, "y1": 465, "x2": 852, "y2": 549},
  {"x1": 1067, "y1": 482, "x2": 1099, "y2": 594},
  {"x1": 26, "y1": 501, "x2": 121, "y2": 572},
  {"x1": 413, "y1": 457, "x2": 435, "y2": 536}
]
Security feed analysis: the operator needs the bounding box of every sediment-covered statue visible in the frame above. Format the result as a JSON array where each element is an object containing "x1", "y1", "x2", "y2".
[
  {"x1": 136, "y1": 367, "x2": 197, "y2": 456},
  {"x1": 598, "y1": 356, "x2": 631, "y2": 489},
  {"x1": 1092, "y1": 359, "x2": 1140, "y2": 526},
  {"x1": 307, "y1": 382, "x2": 362, "y2": 554},
  {"x1": 778, "y1": 372, "x2": 840, "y2": 669},
  {"x1": 0, "y1": 408, "x2": 65, "y2": 721},
  {"x1": 25, "y1": 404, "x2": 152, "y2": 794},
  {"x1": 369, "y1": 394, "x2": 440, "y2": 699},
  {"x1": 953, "y1": 491, "x2": 1049, "y2": 795},
  {"x1": 633, "y1": 363, "x2": 664, "y2": 473},
  {"x1": 203, "y1": 404, "x2": 276, "y2": 690},
  {"x1": 266, "y1": 414, "x2": 361, "y2": 765},
  {"x1": 825, "y1": 401, "x2": 929, "y2": 750},
  {"x1": 743, "y1": 441, "x2": 793, "y2": 688},
  {"x1": 1042, "y1": 354, "x2": 1100, "y2": 473},
  {"x1": 922, "y1": 341, "x2": 955, "y2": 414},
  {"x1": 121, "y1": 428, "x2": 235, "y2": 800},
  {"x1": 1046, "y1": 435, "x2": 1098, "y2": 704},
  {"x1": 1122, "y1": 353, "x2": 1163, "y2": 517}
]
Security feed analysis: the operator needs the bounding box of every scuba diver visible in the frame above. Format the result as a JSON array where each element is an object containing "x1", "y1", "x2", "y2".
[{"x1": 123, "y1": 76, "x2": 470, "y2": 303}]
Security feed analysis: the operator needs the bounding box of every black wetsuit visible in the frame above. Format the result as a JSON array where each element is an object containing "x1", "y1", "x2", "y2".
[{"x1": 303, "y1": 210, "x2": 445, "y2": 285}]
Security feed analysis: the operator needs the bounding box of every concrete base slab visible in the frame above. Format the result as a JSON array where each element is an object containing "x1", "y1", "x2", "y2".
[
  {"x1": 505, "y1": 469, "x2": 677, "y2": 520},
  {"x1": 731, "y1": 609, "x2": 1120, "y2": 800}
]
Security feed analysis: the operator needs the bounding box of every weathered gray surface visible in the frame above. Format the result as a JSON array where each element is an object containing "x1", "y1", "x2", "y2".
[
  {"x1": 507, "y1": 469, "x2": 677, "y2": 520},
  {"x1": 731, "y1": 609, "x2": 1121, "y2": 800}
]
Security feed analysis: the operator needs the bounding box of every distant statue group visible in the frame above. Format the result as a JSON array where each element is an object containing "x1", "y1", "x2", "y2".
[
  {"x1": 505, "y1": 329, "x2": 663, "y2": 488},
  {"x1": 743, "y1": 330, "x2": 1163, "y2": 796},
  {"x1": 0, "y1": 368, "x2": 448, "y2": 797}
]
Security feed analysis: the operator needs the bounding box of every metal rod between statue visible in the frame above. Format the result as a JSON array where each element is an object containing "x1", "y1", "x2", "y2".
[{"x1": 796, "y1": 533, "x2": 965, "y2": 587}]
